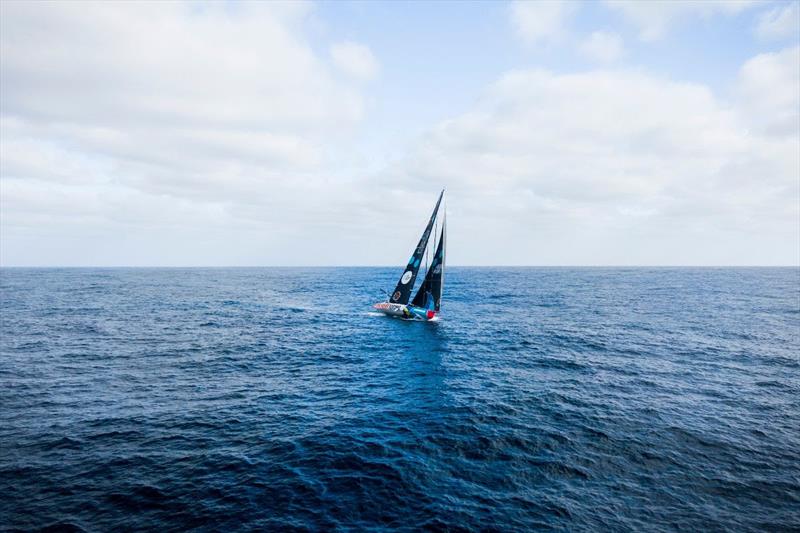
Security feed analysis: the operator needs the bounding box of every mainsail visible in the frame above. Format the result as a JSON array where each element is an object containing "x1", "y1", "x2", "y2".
[
  {"x1": 411, "y1": 221, "x2": 445, "y2": 311},
  {"x1": 389, "y1": 190, "x2": 444, "y2": 304}
]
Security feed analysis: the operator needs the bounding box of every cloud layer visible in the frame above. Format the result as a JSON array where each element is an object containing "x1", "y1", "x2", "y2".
[
  {"x1": 330, "y1": 41, "x2": 380, "y2": 81},
  {"x1": 579, "y1": 31, "x2": 625, "y2": 63},
  {"x1": 395, "y1": 49, "x2": 799, "y2": 265},
  {"x1": 606, "y1": 0, "x2": 758, "y2": 41},
  {"x1": 1, "y1": 1, "x2": 383, "y2": 265},
  {"x1": 1, "y1": 1, "x2": 798, "y2": 266},
  {"x1": 755, "y1": 2, "x2": 800, "y2": 40},
  {"x1": 510, "y1": 0, "x2": 577, "y2": 47}
]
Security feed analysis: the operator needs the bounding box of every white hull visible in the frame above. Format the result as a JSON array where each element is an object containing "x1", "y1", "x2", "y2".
[
  {"x1": 373, "y1": 301, "x2": 436, "y2": 320},
  {"x1": 373, "y1": 302, "x2": 411, "y2": 317}
]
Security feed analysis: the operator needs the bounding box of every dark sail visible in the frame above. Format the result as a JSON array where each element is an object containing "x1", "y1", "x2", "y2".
[
  {"x1": 411, "y1": 222, "x2": 445, "y2": 311},
  {"x1": 389, "y1": 189, "x2": 444, "y2": 305}
]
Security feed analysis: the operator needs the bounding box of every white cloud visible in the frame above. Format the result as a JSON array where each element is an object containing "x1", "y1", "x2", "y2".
[
  {"x1": 389, "y1": 50, "x2": 799, "y2": 265},
  {"x1": 1, "y1": 2, "x2": 363, "y2": 134},
  {"x1": 735, "y1": 46, "x2": 800, "y2": 136},
  {"x1": 754, "y1": 2, "x2": 800, "y2": 40},
  {"x1": 606, "y1": 0, "x2": 758, "y2": 41},
  {"x1": 0, "y1": 1, "x2": 387, "y2": 265},
  {"x1": 579, "y1": 31, "x2": 625, "y2": 63},
  {"x1": 330, "y1": 41, "x2": 380, "y2": 81},
  {"x1": 510, "y1": 0, "x2": 577, "y2": 47},
  {"x1": 1, "y1": 1, "x2": 797, "y2": 266}
]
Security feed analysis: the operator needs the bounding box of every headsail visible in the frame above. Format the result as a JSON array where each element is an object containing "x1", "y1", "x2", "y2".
[
  {"x1": 411, "y1": 218, "x2": 445, "y2": 311},
  {"x1": 389, "y1": 189, "x2": 444, "y2": 305}
]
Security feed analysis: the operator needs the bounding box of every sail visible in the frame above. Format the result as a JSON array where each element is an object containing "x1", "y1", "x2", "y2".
[
  {"x1": 389, "y1": 189, "x2": 444, "y2": 305},
  {"x1": 411, "y1": 219, "x2": 445, "y2": 311}
]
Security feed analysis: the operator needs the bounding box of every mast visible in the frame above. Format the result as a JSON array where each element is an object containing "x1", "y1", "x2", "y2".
[
  {"x1": 440, "y1": 200, "x2": 446, "y2": 307},
  {"x1": 388, "y1": 189, "x2": 444, "y2": 305}
]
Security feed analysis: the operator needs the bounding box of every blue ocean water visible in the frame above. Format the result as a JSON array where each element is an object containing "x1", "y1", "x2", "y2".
[{"x1": 1, "y1": 267, "x2": 798, "y2": 531}]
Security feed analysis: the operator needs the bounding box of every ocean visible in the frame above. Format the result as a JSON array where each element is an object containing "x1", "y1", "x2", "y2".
[{"x1": 1, "y1": 267, "x2": 798, "y2": 531}]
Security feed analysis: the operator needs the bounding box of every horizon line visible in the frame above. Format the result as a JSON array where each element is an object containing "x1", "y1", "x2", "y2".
[{"x1": 1, "y1": 265, "x2": 798, "y2": 269}]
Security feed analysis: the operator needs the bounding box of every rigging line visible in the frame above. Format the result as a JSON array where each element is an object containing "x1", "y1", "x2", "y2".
[
  {"x1": 426, "y1": 203, "x2": 438, "y2": 295},
  {"x1": 431, "y1": 210, "x2": 437, "y2": 267},
  {"x1": 441, "y1": 193, "x2": 446, "y2": 303}
]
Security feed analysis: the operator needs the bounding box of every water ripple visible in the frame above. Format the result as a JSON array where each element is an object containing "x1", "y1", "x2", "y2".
[{"x1": 1, "y1": 267, "x2": 798, "y2": 531}]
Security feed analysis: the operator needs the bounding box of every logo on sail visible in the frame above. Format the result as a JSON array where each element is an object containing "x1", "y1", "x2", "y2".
[
  {"x1": 392, "y1": 291, "x2": 401, "y2": 301},
  {"x1": 401, "y1": 271, "x2": 413, "y2": 284},
  {"x1": 433, "y1": 264, "x2": 442, "y2": 274}
]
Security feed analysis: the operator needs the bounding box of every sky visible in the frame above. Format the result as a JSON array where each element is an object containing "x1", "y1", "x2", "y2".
[{"x1": 1, "y1": 0, "x2": 798, "y2": 266}]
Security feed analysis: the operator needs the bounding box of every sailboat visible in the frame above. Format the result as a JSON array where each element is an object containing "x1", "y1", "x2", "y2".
[{"x1": 373, "y1": 189, "x2": 446, "y2": 321}]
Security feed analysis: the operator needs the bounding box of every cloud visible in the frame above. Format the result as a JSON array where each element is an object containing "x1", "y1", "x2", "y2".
[
  {"x1": 579, "y1": 31, "x2": 625, "y2": 63},
  {"x1": 606, "y1": 0, "x2": 758, "y2": 41},
  {"x1": 1, "y1": 2, "x2": 363, "y2": 134},
  {"x1": 509, "y1": 0, "x2": 577, "y2": 47},
  {"x1": 390, "y1": 50, "x2": 799, "y2": 265},
  {"x1": 0, "y1": 0, "x2": 386, "y2": 265},
  {"x1": 754, "y1": 2, "x2": 800, "y2": 40},
  {"x1": 1, "y1": 1, "x2": 797, "y2": 266},
  {"x1": 330, "y1": 41, "x2": 380, "y2": 81},
  {"x1": 734, "y1": 46, "x2": 800, "y2": 137}
]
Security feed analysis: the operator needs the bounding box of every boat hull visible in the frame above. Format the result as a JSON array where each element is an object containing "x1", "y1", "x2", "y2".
[
  {"x1": 373, "y1": 302, "x2": 436, "y2": 321},
  {"x1": 373, "y1": 302, "x2": 411, "y2": 317}
]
